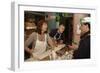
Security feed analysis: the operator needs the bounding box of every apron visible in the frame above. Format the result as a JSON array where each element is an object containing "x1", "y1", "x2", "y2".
[
  {"x1": 26, "y1": 34, "x2": 47, "y2": 61},
  {"x1": 26, "y1": 33, "x2": 47, "y2": 61},
  {"x1": 33, "y1": 33, "x2": 47, "y2": 56},
  {"x1": 54, "y1": 32, "x2": 61, "y2": 40}
]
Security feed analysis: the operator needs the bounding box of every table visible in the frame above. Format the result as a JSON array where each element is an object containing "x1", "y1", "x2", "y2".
[{"x1": 25, "y1": 44, "x2": 73, "y2": 61}]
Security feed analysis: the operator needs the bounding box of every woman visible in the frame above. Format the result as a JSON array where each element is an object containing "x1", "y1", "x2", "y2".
[{"x1": 24, "y1": 20, "x2": 53, "y2": 61}]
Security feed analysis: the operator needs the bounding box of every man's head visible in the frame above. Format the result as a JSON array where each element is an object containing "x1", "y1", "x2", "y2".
[
  {"x1": 80, "y1": 17, "x2": 90, "y2": 35},
  {"x1": 58, "y1": 24, "x2": 65, "y2": 33}
]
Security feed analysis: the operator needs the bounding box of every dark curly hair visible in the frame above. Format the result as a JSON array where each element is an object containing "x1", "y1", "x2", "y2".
[
  {"x1": 83, "y1": 22, "x2": 90, "y2": 29},
  {"x1": 37, "y1": 20, "x2": 48, "y2": 34}
]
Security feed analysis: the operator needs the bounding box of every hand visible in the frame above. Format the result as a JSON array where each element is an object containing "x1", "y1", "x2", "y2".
[
  {"x1": 59, "y1": 40, "x2": 63, "y2": 44},
  {"x1": 68, "y1": 45, "x2": 75, "y2": 49},
  {"x1": 68, "y1": 43, "x2": 78, "y2": 50},
  {"x1": 54, "y1": 40, "x2": 58, "y2": 47},
  {"x1": 28, "y1": 48, "x2": 33, "y2": 55}
]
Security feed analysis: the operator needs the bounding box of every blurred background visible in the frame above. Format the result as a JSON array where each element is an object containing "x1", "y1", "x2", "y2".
[{"x1": 24, "y1": 11, "x2": 90, "y2": 45}]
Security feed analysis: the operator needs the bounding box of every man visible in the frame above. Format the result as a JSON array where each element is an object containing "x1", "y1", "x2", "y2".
[
  {"x1": 49, "y1": 24, "x2": 66, "y2": 59},
  {"x1": 49, "y1": 24, "x2": 65, "y2": 45},
  {"x1": 68, "y1": 17, "x2": 90, "y2": 59}
]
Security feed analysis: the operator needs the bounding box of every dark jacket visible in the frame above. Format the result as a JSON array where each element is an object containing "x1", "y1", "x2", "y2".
[
  {"x1": 73, "y1": 31, "x2": 90, "y2": 59},
  {"x1": 49, "y1": 29, "x2": 65, "y2": 42}
]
